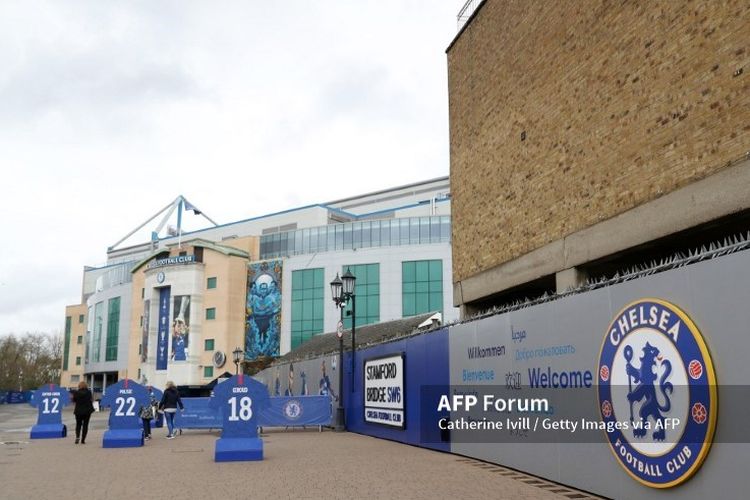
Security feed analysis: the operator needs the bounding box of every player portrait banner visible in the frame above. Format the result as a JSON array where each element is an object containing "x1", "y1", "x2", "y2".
[
  {"x1": 141, "y1": 299, "x2": 150, "y2": 363},
  {"x1": 172, "y1": 295, "x2": 190, "y2": 361},
  {"x1": 156, "y1": 287, "x2": 170, "y2": 371},
  {"x1": 246, "y1": 260, "x2": 282, "y2": 359}
]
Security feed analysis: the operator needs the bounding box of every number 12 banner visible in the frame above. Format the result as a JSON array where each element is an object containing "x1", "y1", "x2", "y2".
[{"x1": 29, "y1": 384, "x2": 70, "y2": 438}]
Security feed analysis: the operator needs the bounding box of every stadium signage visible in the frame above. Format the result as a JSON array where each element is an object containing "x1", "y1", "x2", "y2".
[{"x1": 364, "y1": 353, "x2": 405, "y2": 428}]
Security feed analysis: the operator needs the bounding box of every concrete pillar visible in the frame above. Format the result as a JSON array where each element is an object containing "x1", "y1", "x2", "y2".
[
  {"x1": 102, "y1": 373, "x2": 107, "y2": 395},
  {"x1": 555, "y1": 267, "x2": 588, "y2": 292}
]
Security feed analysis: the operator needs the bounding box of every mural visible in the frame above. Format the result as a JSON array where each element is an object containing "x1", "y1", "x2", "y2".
[
  {"x1": 246, "y1": 260, "x2": 282, "y2": 359},
  {"x1": 171, "y1": 295, "x2": 190, "y2": 361},
  {"x1": 256, "y1": 356, "x2": 339, "y2": 401}
]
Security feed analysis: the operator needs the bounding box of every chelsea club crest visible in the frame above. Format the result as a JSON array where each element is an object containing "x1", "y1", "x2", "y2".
[
  {"x1": 283, "y1": 400, "x2": 303, "y2": 421},
  {"x1": 597, "y1": 299, "x2": 717, "y2": 488}
]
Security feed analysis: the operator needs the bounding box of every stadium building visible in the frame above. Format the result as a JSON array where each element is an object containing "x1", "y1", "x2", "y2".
[{"x1": 60, "y1": 177, "x2": 456, "y2": 391}]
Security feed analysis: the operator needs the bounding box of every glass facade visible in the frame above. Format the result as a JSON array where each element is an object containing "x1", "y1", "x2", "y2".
[
  {"x1": 105, "y1": 297, "x2": 120, "y2": 361},
  {"x1": 402, "y1": 260, "x2": 443, "y2": 317},
  {"x1": 342, "y1": 264, "x2": 379, "y2": 329},
  {"x1": 93, "y1": 302, "x2": 103, "y2": 363},
  {"x1": 290, "y1": 268, "x2": 324, "y2": 350},
  {"x1": 63, "y1": 316, "x2": 71, "y2": 371},
  {"x1": 260, "y1": 215, "x2": 450, "y2": 259}
]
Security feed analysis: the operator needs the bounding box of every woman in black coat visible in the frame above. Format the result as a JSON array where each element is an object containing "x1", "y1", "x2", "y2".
[
  {"x1": 71, "y1": 381, "x2": 95, "y2": 444},
  {"x1": 159, "y1": 381, "x2": 184, "y2": 439}
]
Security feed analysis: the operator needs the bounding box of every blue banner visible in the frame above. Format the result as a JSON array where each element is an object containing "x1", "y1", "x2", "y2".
[
  {"x1": 260, "y1": 396, "x2": 332, "y2": 427},
  {"x1": 169, "y1": 394, "x2": 332, "y2": 430},
  {"x1": 156, "y1": 287, "x2": 170, "y2": 370},
  {"x1": 174, "y1": 397, "x2": 222, "y2": 429},
  {"x1": 5, "y1": 391, "x2": 33, "y2": 404},
  {"x1": 246, "y1": 260, "x2": 282, "y2": 359}
]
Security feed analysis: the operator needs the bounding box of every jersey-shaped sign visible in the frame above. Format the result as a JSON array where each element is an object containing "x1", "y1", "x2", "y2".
[
  {"x1": 209, "y1": 374, "x2": 270, "y2": 461},
  {"x1": 29, "y1": 384, "x2": 71, "y2": 439},
  {"x1": 100, "y1": 379, "x2": 151, "y2": 447}
]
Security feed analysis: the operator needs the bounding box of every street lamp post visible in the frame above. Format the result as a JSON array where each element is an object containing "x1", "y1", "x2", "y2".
[
  {"x1": 232, "y1": 347, "x2": 243, "y2": 375},
  {"x1": 330, "y1": 268, "x2": 356, "y2": 431},
  {"x1": 340, "y1": 268, "x2": 356, "y2": 393}
]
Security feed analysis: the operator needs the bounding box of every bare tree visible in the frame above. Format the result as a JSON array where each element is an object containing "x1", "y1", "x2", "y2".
[{"x1": 0, "y1": 332, "x2": 63, "y2": 391}]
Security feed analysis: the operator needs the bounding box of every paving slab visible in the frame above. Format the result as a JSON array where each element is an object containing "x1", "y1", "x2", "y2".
[{"x1": 0, "y1": 404, "x2": 591, "y2": 500}]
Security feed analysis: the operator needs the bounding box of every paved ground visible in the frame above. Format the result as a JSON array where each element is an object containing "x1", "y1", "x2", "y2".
[{"x1": 0, "y1": 404, "x2": 600, "y2": 500}]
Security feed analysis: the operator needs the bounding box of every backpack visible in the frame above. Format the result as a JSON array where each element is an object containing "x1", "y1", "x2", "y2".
[{"x1": 139, "y1": 404, "x2": 154, "y2": 420}]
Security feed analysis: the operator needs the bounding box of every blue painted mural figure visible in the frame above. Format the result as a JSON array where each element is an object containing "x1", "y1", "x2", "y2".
[
  {"x1": 274, "y1": 366, "x2": 281, "y2": 396},
  {"x1": 246, "y1": 260, "x2": 283, "y2": 358},
  {"x1": 284, "y1": 363, "x2": 295, "y2": 396},
  {"x1": 300, "y1": 371, "x2": 308, "y2": 395},
  {"x1": 319, "y1": 359, "x2": 337, "y2": 401}
]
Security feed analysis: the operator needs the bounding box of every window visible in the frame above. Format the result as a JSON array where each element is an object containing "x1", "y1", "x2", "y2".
[
  {"x1": 207, "y1": 277, "x2": 217, "y2": 289},
  {"x1": 63, "y1": 316, "x2": 71, "y2": 371},
  {"x1": 204, "y1": 366, "x2": 214, "y2": 378},
  {"x1": 290, "y1": 268, "x2": 324, "y2": 349},
  {"x1": 105, "y1": 297, "x2": 120, "y2": 361},
  {"x1": 402, "y1": 260, "x2": 443, "y2": 317},
  {"x1": 342, "y1": 264, "x2": 380, "y2": 329},
  {"x1": 77, "y1": 336, "x2": 83, "y2": 344},
  {"x1": 206, "y1": 308, "x2": 216, "y2": 320},
  {"x1": 75, "y1": 356, "x2": 81, "y2": 366},
  {"x1": 78, "y1": 314, "x2": 84, "y2": 324},
  {"x1": 205, "y1": 339, "x2": 215, "y2": 351},
  {"x1": 139, "y1": 344, "x2": 142, "y2": 355},
  {"x1": 93, "y1": 302, "x2": 103, "y2": 363},
  {"x1": 141, "y1": 288, "x2": 145, "y2": 299},
  {"x1": 71, "y1": 375, "x2": 80, "y2": 383}
]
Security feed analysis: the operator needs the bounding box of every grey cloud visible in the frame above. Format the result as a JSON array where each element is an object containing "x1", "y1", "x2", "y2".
[{"x1": 0, "y1": 49, "x2": 201, "y2": 127}]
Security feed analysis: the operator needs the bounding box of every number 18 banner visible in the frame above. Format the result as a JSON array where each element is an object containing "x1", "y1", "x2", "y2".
[{"x1": 209, "y1": 374, "x2": 270, "y2": 439}]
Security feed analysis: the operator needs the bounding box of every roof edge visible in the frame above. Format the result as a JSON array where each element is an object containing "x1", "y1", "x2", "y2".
[{"x1": 446, "y1": 0, "x2": 489, "y2": 54}]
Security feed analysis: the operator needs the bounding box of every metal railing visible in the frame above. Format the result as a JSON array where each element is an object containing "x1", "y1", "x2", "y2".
[{"x1": 457, "y1": 0, "x2": 482, "y2": 30}]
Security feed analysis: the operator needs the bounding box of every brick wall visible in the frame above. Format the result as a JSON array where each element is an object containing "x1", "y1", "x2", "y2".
[{"x1": 448, "y1": 0, "x2": 749, "y2": 283}]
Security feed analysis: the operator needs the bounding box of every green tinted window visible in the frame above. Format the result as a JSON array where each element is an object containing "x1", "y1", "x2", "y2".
[
  {"x1": 342, "y1": 264, "x2": 380, "y2": 329},
  {"x1": 402, "y1": 260, "x2": 443, "y2": 317},
  {"x1": 290, "y1": 268, "x2": 325, "y2": 349}
]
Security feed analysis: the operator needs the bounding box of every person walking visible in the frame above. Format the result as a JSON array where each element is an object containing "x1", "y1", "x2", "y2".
[
  {"x1": 159, "y1": 381, "x2": 184, "y2": 439},
  {"x1": 139, "y1": 389, "x2": 158, "y2": 440},
  {"x1": 71, "y1": 381, "x2": 95, "y2": 444}
]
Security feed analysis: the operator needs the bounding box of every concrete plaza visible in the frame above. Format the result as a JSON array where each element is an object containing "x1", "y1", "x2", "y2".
[{"x1": 0, "y1": 405, "x2": 602, "y2": 500}]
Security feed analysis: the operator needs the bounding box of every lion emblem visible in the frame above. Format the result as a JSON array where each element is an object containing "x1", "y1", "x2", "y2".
[{"x1": 624, "y1": 342, "x2": 674, "y2": 440}]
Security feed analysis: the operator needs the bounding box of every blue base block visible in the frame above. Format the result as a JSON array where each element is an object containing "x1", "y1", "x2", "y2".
[
  {"x1": 30, "y1": 423, "x2": 66, "y2": 439},
  {"x1": 103, "y1": 429, "x2": 144, "y2": 448},
  {"x1": 215, "y1": 437, "x2": 264, "y2": 462}
]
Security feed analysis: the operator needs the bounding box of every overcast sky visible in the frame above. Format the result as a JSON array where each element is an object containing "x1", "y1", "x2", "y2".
[{"x1": 0, "y1": 1, "x2": 461, "y2": 337}]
